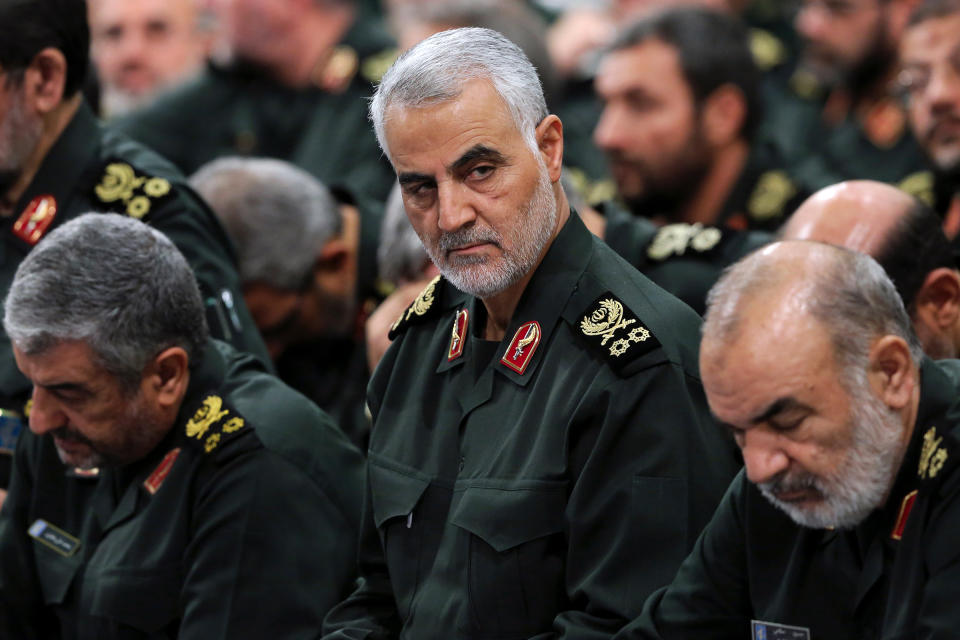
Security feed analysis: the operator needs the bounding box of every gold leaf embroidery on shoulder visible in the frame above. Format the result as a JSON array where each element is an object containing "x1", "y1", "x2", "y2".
[
  {"x1": 581, "y1": 299, "x2": 635, "y2": 347},
  {"x1": 919, "y1": 426, "x2": 948, "y2": 479},
  {"x1": 748, "y1": 171, "x2": 797, "y2": 221},
  {"x1": 185, "y1": 395, "x2": 229, "y2": 439},
  {"x1": 405, "y1": 275, "x2": 440, "y2": 322},
  {"x1": 94, "y1": 162, "x2": 171, "y2": 219},
  {"x1": 647, "y1": 223, "x2": 722, "y2": 260},
  {"x1": 204, "y1": 432, "x2": 221, "y2": 453},
  {"x1": 222, "y1": 417, "x2": 245, "y2": 434}
]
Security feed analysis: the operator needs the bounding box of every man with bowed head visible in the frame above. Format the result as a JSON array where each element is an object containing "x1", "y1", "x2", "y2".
[
  {"x1": 322, "y1": 27, "x2": 739, "y2": 638},
  {"x1": 616, "y1": 241, "x2": 960, "y2": 638}
]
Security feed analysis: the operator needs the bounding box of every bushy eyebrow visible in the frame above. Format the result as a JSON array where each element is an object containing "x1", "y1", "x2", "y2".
[{"x1": 449, "y1": 145, "x2": 507, "y2": 172}]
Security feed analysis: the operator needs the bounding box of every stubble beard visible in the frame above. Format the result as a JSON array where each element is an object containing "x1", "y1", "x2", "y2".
[
  {"x1": 758, "y1": 375, "x2": 906, "y2": 530},
  {"x1": 0, "y1": 85, "x2": 43, "y2": 198},
  {"x1": 426, "y1": 163, "x2": 558, "y2": 299}
]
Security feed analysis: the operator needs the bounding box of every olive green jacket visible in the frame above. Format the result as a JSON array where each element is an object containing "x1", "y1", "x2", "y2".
[
  {"x1": 323, "y1": 213, "x2": 741, "y2": 638},
  {"x1": 0, "y1": 340, "x2": 365, "y2": 639},
  {"x1": 617, "y1": 358, "x2": 960, "y2": 640}
]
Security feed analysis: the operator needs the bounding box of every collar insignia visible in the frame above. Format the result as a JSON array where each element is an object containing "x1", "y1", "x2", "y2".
[
  {"x1": 448, "y1": 308, "x2": 469, "y2": 361},
  {"x1": 919, "y1": 426, "x2": 948, "y2": 480},
  {"x1": 143, "y1": 448, "x2": 181, "y2": 495},
  {"x1": 891, "y1": 489, "x2": 918, "y2": 541},
  {"x1": 94, "y1": 162, "x2": 172, "y2": 220},
  {"x1": 13, "y1": 195, "x2": 58, "y2": 245},
  {"x1": 501, "y1": 321, "x2": 541, "y2": 375}
]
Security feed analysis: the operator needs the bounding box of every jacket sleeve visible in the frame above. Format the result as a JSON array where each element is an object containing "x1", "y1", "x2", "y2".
[
  {"x1": 177, "y1": 446, "x2": 360, "y2": 639},
  {"x1": 540, "y1": 363, "x2": 742, "y2": 639}
]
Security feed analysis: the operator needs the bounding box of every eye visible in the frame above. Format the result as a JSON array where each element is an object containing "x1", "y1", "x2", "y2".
[{"x1": 469, "y1": 165, "x2": 495, "y2": 180}]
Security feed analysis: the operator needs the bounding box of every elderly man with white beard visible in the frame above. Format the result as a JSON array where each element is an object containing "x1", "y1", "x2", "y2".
[
  {"x1": 321, "y1": 27, "x2": 740, "y2": 639},
  {"x1": 616, "y1": 240, "x2": 960, "y2": 639}
]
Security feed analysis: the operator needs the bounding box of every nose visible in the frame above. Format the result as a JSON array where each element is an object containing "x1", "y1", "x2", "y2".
[
  {"x1": 436, "y1": 180, "x2": 477, "y2": 233},
  {"x1": 28, "y1": 387, "x2": 66, "y2": 436},
  {"x1": 926, "y1": 64, "x2": 960, "y2": 112},
  {"x1": 740, "y1": 429, "x2": 791, "y2": 485}
]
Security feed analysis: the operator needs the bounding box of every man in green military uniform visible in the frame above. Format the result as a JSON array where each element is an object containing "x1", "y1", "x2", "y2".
[
  {"x1": 115, "y1": 0, "x2": 397, "y2": 203},
  {"x1": 0, "y1": 214, "x2": 365, "y2": 638},
  {"x1": 898, "y1": 0, "x2": 960, "y2": 237},
  {"x1": 0, "y1": 0, "x2": 269, "y2": 489},
  {"x1": 322, "y1": 28, "x2": 740, "y2": 638},
  {"x1": 759, "y1": 0, "x2": 933, "y2": 202},
  {"x1": 616, "y1": 241, "x2": 960, "y2": 639},
  {"x1": 593, "y1": 7, "x2": 807, "y2": 233}
]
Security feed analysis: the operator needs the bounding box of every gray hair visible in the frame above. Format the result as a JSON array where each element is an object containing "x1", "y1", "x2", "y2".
[
  {"x1": 378, "y1": 182, "x2": 430, "y2": 285},
  {"x1": 4, "y1": 213, "x2": 208, "y2": 388},
  {"x1": 370, "y1": 27, "x2": 548, "y2": 159},
  {"x1": 190, "y1": 157, "x2": 342, "y2": 291},
  {"x1": 704, "y1": 241, "x2": 925, "y2": 383}
]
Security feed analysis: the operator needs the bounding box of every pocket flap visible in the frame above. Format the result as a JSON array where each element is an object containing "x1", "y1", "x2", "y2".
[
  {"x1": 369, "y1": 460, "x2": 431, "y2": 529},
  {"x1": 450, "y1": 481, "x2": 567, "y2": 552},
  {"x1": 35, "y1": 549, "x2": 84, "y2": 606},
  {"x1": 88, "y1": 564, "x2": 182, "y2": 632}
]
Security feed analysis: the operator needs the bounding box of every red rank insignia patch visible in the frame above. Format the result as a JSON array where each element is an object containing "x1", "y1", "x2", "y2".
[
  {"x1": 500, "y1": 321, "x2": 541, "y2": 375},
  {"x1": 448, "y1": 308, "x2": 469, "y2": 361},
  {"x1": 13, "y1": 195, "x2": 57, "y2": 245},
  {"x1": 891, "y1": 489, "x2": 918, "y2": 540},
  {"x1": 143, "y1": 448, "x2": 181, "y2": 495}
]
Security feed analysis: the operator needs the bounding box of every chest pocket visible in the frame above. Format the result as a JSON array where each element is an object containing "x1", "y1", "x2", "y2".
[
  {"x1": 369, "y1": 460, "x2": 430, "y2": 619},
  {"x1": 449, "y1": 482, "x2": 567, "y2": 638},
  {"x1": 84, "y1": 563, "x2": 183, "y2": 635}
]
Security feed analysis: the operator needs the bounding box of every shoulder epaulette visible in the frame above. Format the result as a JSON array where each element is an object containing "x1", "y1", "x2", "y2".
[
  {"x1": 646, "y1": 223, "x2": 723, "y2": 262},
  {"x1": 898, "y1": 171, "x2": 935, "y2": 206},
  {"x1": 183, "y1": 393, "x2": 248, "y2": 455},
  {"x1": 389, "y1": 275, "x2": 445, "y2": 340},
  {"x1": 749, "y1": 28, "x2": 787, "y2": 71},
  {"x1": 917, "y1": 425, "x2": 956, "y2": 486},
  {"x1": 575, "y1": 292, "x2": 661, "y2": 375},
  {"x1": 747, "y1": 170, "x2": 798, "y2": 223},
  {"x1": 92, "y1": 160, "x2": 174, "y2": 220},
  {"x1": 361, "y1": 47, "x2": 399, "y2": 85}
]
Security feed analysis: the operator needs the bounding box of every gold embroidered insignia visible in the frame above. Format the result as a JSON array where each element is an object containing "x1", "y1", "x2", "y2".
[
  {"x1": 204, "y1": 432, "x2": 221, "y2": 453},
  {"x1": 500, "y1": 321, "x2": 541, "y2": 374},
  {"x1": 94, "y1": 162, "x2": 172, "y2": 219},
  {"x1": 222, "y1": 417, "x2": 245, "y2": 434},
  {"x1": 898, "y1": 171, "x2": 935, "y2": 206},
  {"x1": 361, "y1": 47, "x2": 399, "y2": 84},
  {"x1": 748, "y1": 171, "x2": 797, "y2": 222},
  {"x1": 389, "y1": 275, "x2": 443, "y2": 339},
  {"x1": 448, "y1": 308, "x2": 469, "y2": 362},
  {"x1": 749, "y1": 28, "x2": 786, "y2": 71},
  {"x1": 185, "y1": 395, "x2": 229, "y2": 439},
  {"x1": 575, "y1": 293, "x2": 661, "y2": 374},
  {"x1": 919, "y1": 427, "x2": 948, "y2": 480},
  {"x1": 647, "y1": 223, "x2": 722, "y2": 261},
  {"x1": 24, "y1": 399, "x2": 32, "y2": 419}
]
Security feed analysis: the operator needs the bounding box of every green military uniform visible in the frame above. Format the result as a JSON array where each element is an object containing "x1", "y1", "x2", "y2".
[
  {"x1": 0, "y1": 103, "x2": 270, "y2": 481},
  {"x1": 0, "y1": 340, "x2": 365, "y2": 639},
  {"x1": 616, "y1": 357, "x2": 960, "y2": 639},
  {"x1": 114, "y1": 17, "x2": 397, "y2": 204},
  {"x1": 322, "y1": 212, "x2": 741, "y2": 638},
  {"x1": 601, "y1": 203, "x2": 772, "y2": 315},
  {"x1": 758, "y1": 70, "x2": 934, "y2": 203}
]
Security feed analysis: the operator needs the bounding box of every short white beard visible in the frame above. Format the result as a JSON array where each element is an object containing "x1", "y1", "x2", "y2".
[{"x1": 759, "y1": 373, "x2": 906, "y2": 530}]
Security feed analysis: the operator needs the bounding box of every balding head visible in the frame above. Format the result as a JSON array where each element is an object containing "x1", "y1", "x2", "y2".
[{"x1": 781, "y1": 181, "x2": 915, "y2": 256}]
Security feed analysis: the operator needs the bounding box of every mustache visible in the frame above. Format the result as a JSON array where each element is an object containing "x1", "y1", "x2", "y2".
[
  {"x1": 437, "y1": 226, "x2": 502, "y2": 253},
  {"x1": 51, "y1": 426, "x2": 95, "y2": 447},
  {"x1": 760, "y1": 470, "x2": 824, "y2": 499},
  {"x1": 926, "y1": 114, "x2": 960, "y2": 141}
]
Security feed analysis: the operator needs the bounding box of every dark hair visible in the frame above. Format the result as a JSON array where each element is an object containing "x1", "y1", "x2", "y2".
[
  {"x1": 0, "y1": 0, "x2": 89, "y2": 97},
  {"x1": 875, "y1": 198, "x2": 955, "y2": 312},
  {"x1": 908, "y1": 0, "x2": 960, "y2": 27},
  {"x1": 608, "y1": 6, "x2": 762, "y2": 140}
]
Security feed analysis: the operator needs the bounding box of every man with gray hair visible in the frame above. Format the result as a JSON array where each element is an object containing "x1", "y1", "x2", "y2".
[
  {"x1": 0, "y1": 214, "x2": 365, "y2": 637},
  {"x1": 322, "y1": 27, "x2": 739, "y2": 638},
  {"x1": 616, "y1": 241, "x2": 960, "y2": 638},
  {"x1": 191, "y1": 156, "x2": 378, "y2": 447}
]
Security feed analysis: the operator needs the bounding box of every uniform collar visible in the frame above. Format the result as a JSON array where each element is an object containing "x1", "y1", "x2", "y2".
[
  {"x1": 435, "y1": 211, "x2": 592, "y2": 386},
  {"x1": 13, "y1": 101, "x2": 101, "y2": 216}
]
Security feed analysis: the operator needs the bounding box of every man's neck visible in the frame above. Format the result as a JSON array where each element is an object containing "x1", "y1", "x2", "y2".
[
  {"x1": 481, "y1": 191, "x2": 570, "y2": 342},
  {"x1": 1, "y1": 94, "x2": 82, "y2": 215},
  {"x1": 672, "y1": 140, "x2": 749, "y2": 226}
]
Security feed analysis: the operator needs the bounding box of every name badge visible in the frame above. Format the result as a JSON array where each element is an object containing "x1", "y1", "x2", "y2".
[
  {"x1": 28, "y1": 519, "x2": 81, "y2": 557},
  {"x1": 752, "y1": 620, "x2": 811, "y2": 640}
]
